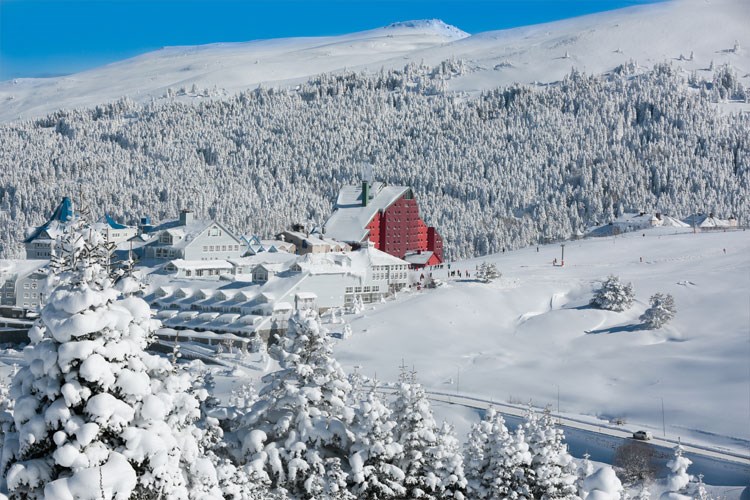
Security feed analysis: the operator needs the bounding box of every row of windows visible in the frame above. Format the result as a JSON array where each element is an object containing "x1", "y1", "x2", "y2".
[
  {"x1": 202, "y1": 244, "x2": 240, "y2": 252},
  {"x1": 23, "y1": 282, "x2": 38, "y2": 289},
  {"x1": 345, "y1": 285, "x2": 383, "y2": 294}
]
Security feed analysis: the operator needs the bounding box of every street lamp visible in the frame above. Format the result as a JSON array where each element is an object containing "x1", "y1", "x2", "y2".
[{"x1": 560, "y1": 243, "x2": 566, "y2": 266}]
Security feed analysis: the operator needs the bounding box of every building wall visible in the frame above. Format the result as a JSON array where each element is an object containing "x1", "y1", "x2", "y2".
[
  {"x1": 367, "y1": 193, "x2": 443, "y2": 264},
  {"x1": 427, "y1": 227, "x2": 444, "y2": 262},
  {"x1": 184, "y1": 227, "x2": 243, "y2": 261},
  {"x1": 25, "y1": 240, "x2": 54, "y2": 260},
  {"x1": 15, "y1": 271, "x2": 48, "y2": 311}
]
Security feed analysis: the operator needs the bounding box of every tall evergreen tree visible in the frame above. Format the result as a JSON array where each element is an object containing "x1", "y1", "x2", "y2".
[
  {"x1": 2, "y1": 217, "x2": 217, "y2": 499},
  {"x1": 240, "y1": 310, "x2": 354, "y2": 498}
]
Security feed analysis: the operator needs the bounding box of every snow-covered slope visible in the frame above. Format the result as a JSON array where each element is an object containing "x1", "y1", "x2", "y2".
[
  {"x1": 332, "y1": 228, "x2": 750, "y2": 454},
  {"x1": 1, "y1": 0, "x2": 748, "y2": 122}
]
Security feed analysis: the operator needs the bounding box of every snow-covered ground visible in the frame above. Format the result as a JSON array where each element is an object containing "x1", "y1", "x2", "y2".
[
  {"x1": 332, "y1": 227, "x2": 750, "y2": 458},
  {"x1": 1, "y1": 0, "x2": 747, "y2": 122}
]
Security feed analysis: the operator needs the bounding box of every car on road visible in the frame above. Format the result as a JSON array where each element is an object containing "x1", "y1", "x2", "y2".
[{"x1": 632, "y1": 430, "x2": 653, "y2": 441}]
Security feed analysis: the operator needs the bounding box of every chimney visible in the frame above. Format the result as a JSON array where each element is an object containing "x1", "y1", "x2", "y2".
[
  {"x1": 361, "y1": 162, "x2": 373, "y2": 207},
  {"x1": 179, "y1": 209, "x2": 194, "y2": 226},
  {"x1": 362, "y1": 180, "x2": 370, "y2": 207}
]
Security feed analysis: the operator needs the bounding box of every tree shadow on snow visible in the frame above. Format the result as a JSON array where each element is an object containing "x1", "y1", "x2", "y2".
[{"x1": 586, "y1": 323, "x2": 646, "y2": 335}]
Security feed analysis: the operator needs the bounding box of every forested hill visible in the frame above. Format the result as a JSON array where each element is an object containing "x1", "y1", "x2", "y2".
[{"x1": 0, "y1": 62, "x2": 748, "y2": 260}]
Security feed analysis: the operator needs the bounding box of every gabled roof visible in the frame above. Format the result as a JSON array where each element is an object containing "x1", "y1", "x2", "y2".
[
  {"x1": 323, "y1": 182, "x2": 410, "y2": 243},
  {"x1": 24, "y1": 197, "x2": 73, "y2": 243}
]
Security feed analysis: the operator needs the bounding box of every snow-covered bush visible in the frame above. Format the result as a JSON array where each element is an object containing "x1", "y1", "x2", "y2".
[
  {"x1": 613, "y1": 440, "x2": 657, "y2": 485},
  {"x1": 640, "y1": 293, "x2": 676, "y2": 329},
  {"x1": 590, "y1": 275, "x2": 635, "y2": 312},
  {"x1": 582, "y1": 465, "x2": 623, "y2": 500},
  {"x1": 1, "y1": 218, "x2": 219, "y2": 499},
  {"x1": 659, "y1": 445, "x2": 692, "y2": 500},
  {"x1": 477, "y1": 262, "x2": 501, "y2": 283}
]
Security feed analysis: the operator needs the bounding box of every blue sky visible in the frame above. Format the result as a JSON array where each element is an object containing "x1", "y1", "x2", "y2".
[{"x1": 0, "y1": 0, "x2": 661, "y2": 80}]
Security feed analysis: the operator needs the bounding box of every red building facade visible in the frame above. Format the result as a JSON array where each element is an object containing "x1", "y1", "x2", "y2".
[
  {"x1": 364, "y1": 191, "x2": 443, "y2": 264},
  {"x1": 324, "y1": 181, "x2": 444, "y2": 265}
]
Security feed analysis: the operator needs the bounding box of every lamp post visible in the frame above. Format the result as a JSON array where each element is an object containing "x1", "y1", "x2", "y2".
[
  {"x1": 560, "y1": 243, "x2": 566, "y2": 266},
  {"x1": 661, "y1": 397, "x2": 666, "y2": 438}
]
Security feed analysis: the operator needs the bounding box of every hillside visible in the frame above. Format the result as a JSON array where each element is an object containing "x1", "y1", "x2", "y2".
[
  {"x1": 0, "y1": 0, "x2": 747, "y2": 122},
  {"x1": 333, "y1": 227, "x2": 750, "y2": 453}
]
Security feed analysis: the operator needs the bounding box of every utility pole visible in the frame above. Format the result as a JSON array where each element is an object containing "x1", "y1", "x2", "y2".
[
  {"x1": 661, "y1": 397, "x2": 666, "y2": 438},
  {"x1": 560, "y1": 243, "x2": 566, "y2": 266}
]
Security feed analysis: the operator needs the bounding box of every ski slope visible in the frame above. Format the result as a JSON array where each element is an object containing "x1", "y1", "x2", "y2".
[
  {"x1": 331, "y1": 228, "x2": 750, "y2": 457},
  {"x1": 1, "y1": 0, "x2": 748, "y2": 122}
]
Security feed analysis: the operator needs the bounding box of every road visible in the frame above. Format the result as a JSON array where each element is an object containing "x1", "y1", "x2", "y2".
[{"x1": 424, "y1": 390, "x2": 750, "y2": 487}]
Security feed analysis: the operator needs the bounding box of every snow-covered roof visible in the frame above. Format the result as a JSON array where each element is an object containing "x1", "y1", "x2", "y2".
[
  {"x1": 24, "y1": 197, "x2": 73, "y2": 243},
  {"x1": 295, "y1": 292, "x2": 317, "y2": 300},
  {"x1": 404, "y1": 250, "x2": 434, "y2": 265},
  {"x1": 228, "y1": 253, "x2": 297, "y2": 268},
  {"x1": 683, "y1": 214, "x2": 735, "y2": 228},
  {"x1": 169, "y1": 259, "x2": 234, "y2": 271},
  {"x1": 323, "y1": 182, "x2": 410, "y2": 242}
]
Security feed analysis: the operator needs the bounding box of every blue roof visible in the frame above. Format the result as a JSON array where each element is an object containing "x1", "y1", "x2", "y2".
[
  {"x1": 24, "y1": 197, "x2": 73, "y2": 243},
  {"x1": 105, "y1": 213, "x2": 128, "y2": 229}
]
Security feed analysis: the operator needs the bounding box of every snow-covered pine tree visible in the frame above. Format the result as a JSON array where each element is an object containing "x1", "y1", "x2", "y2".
[
  {"x1": 640, "y1": 293, "x2": 676, "y2": 329},
  {"x1": 348, "y1": 386, "x2": 406, "y2": 499},
  {"x1": 659, "y1": 445, "x2": 693, "y2": 500},
  {"x1": 590, "y1": 275, "x2": 635, "y2": 312},
  {"x1": 0, "y1": 378, "x2": 14, "y2": 491},
  {"x1": 463, "y1": 408, "x2": 495, "y2": 498},
  {"x1": 524, "y1": 407, "x2": 579, "y2": 500},
  {"x1": 2, "y1": 217, "x2": 218, "y2": 499},
  {"x1": 422, "y1": 422, "x2": 467, "y2": 498},
  {"x1": 577, "y1": 453, "x2": 594, "y2": 498},
  {"x1": 392, "y1": 368, "x2": 465, "y2": 499},
  {"x1": 477, "y1": 262, "x2": 501, "y2": 283},
  {"x1": 239, "y1": 310, "x2": 355, "y2": 498},
  {"x1": 465, "y1": 407, "x2": 529, "y2": 499}
]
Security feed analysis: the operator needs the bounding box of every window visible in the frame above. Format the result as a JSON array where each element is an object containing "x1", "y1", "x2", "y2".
[
  {"x1": 210, "y1": 246, "x2": 215, "y2": 252},
  {"x1": 23, "y1": 292, "x2": 29, "y2": 299},
  {"x1": 354, "y1": 287, "x2": 362, "y2": 293},
  {"x1": 363, "y1": 286, "x2": 371, "y2": 292},
  {"x1": 203, "y1": 246, "x2": 208, "y2": 252},
  {"x1": 23, "y1": 283, "x2": 29, "y2": 289},
  {"x1": 345, "y1": 287, "x2": 353, "y2": 293},
  {"x1": 31, "y1": 282, "x2": 37, "y2": 289},
  {"x1": 185, "y1": 270, "x2": 192, "y2": 277},
  {"x1": 196, "y1": 270, "x2": 204, "y2": 277},
  {"x1": 222, "y1": 245, "x2": 227, "y2": 251}
]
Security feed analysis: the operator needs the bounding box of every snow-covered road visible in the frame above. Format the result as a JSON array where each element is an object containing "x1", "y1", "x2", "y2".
[{"x1": 425, "y1": 391, "x2": 750, "y2": 487}]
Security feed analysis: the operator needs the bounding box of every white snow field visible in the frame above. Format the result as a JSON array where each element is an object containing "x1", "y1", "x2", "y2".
[
  {"x1": 1, "y1": 0, "x2": 748, "y2": 122},
  {"x1": 331, "y1": 228, "x2": 750, "y2": 457}
]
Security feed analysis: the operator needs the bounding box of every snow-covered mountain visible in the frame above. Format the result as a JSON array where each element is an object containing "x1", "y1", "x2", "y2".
[{"x1": 1, "y1": 0, "x2": 748, "y2": 122}]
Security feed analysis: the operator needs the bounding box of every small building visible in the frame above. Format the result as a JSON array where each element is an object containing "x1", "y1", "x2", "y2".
[
  {"x1": 143, "y1": 210, "x2": 244, "y2": 261},
  {"x1": 164, "y1": 259, "x2": 234, "y2": 279},
  {"x1": 276, "y1": 229, "x2": 350, "y2": 255},
  {"x1": 95, "y1": 214, "x2": 138, "y2": 245},
  {"x1": 24, "y1": 197, "x2": 73, "y2": 259},
  {"x1": 404, "y1": 250, "x2": 439, "y2": 269}
]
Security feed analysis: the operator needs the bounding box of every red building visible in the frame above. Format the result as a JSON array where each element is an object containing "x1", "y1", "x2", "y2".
[{"x1": 324, "y1": 180, "x2": 443, "y2": 266}]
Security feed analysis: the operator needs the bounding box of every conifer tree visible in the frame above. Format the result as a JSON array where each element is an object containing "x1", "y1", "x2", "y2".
[
  {"x1": 524, "y1": 408, "x2": 579, "y2": 499},
  {"x1": 349, "y1": 386, "x2": 406, "y2": 499},
  {"x1": 590, "y1": 276, "x2": 635, "y2": 312},
  {"x1": 2, "y1": 217, "x2": 216, "y2": 499},
  {"x1": 240, "y1": 310, "x2": 354, "y2": 498},
  {"x1": 640, "y1": 293, "x2": 676, "y2": 329}
]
